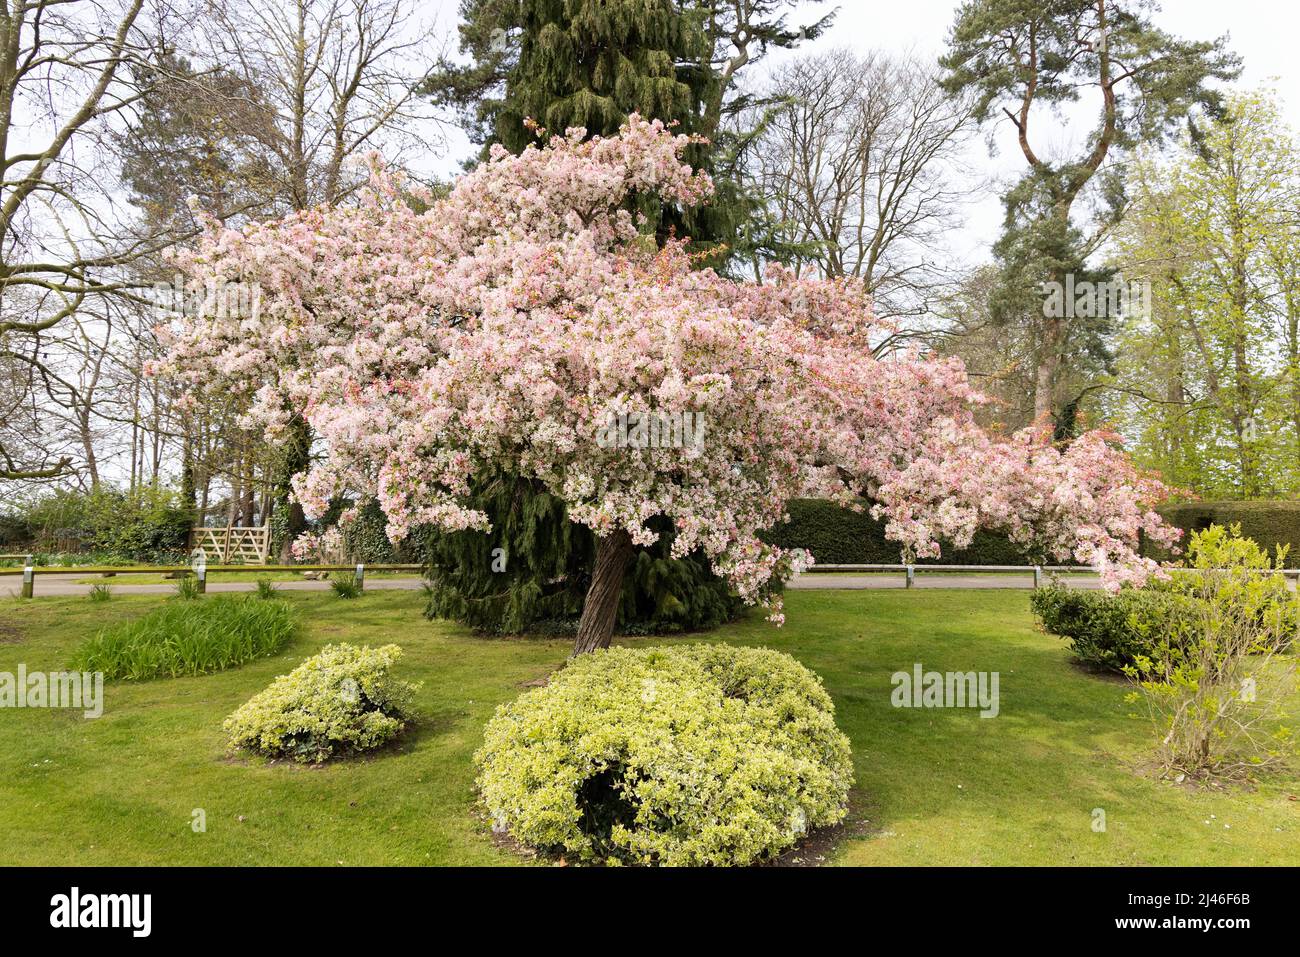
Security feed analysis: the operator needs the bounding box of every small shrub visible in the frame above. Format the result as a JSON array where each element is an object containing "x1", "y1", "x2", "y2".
[
  {"x1": 173, "y1": 575, "x2": 201, "y2": 600},
  {"x1": 254, "y1": 578, "x2": 278, "y2": 600},
  {"x1": 1030, "y1": 585, "x2": 1200, "y2": 674},
  {"x1": 330, "y1": 573, "x2": 362, "y2": 599},
  {"x1": 69, "y1": 596, "x2": 296, "y2": 680},
  {"x1": 225, "y1": 643, "x2": 418, "y2": 763},
  {"x1": 1124, "y1": 526, "x2": 1299, "y2": 780},
  {"x1": 87, "y1": 583, "x2": 113, "y2": 603},
  {"x1": 476, "y1": 644, "x2": 854, "y2": 866},
  {"x1": 1151, "y1": 523, "x2": 1297, "y2": 650}
]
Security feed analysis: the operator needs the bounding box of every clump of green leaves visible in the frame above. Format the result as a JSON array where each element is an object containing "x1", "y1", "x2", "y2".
[
  {"x1": 254, "y1": 578, "x2": 278, "y2": 600},
  {"x1": 476, "y1": 644, "x2": 854, "y2": 866},
  {"x1": 173, "y1": 575, "x2": 201, "y2": 600},
  {"x1": 87, "y1": 583, "x2": 113, "y2": 603},
  {"x1": 330, "y1": 573, "x2": 362, "y2": 599},
  {"x1": 225, "y1": 643, "x2": 418, "y2": 763},
  {"x1": 69, "y1": 596, "x2": 296, "y2": 680},
  {"x1": 1124, "y1": 525, "x2": 1298, "y2": 781}
]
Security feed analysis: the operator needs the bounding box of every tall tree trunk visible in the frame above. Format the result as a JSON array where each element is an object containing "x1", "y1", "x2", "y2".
[
  {"x1": 240, "y1": 440, "x2": 256, "y2": 525},
  {"x1": 275, "y1": 414, "x2": 312, "y2": 561},
  {"x1": 1034, "y1": 313, "x2": 1063, "y2": 438},
  {"x1": 1288, "y1": 305, "x2": 1300, "y2": 475},
  {"x1": 572, "y1": 529, "x2": 635, "y2": 656},
  {"x1": 227, "y1": 452, "x2": 242, "y2": 526}
]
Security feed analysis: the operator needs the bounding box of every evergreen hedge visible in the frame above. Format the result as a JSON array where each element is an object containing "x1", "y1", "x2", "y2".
[
  {"x1": 761, "y1": 498, "x2": 1046, "y2": 566},
  {"x1": 1154, "y1": 501, "x2": 1300, "y2": 567},
  {"x1": 764, "y1": 497, "x2": 1300, "y2": 569}
]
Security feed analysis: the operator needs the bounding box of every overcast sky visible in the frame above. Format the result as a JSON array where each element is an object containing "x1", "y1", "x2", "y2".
[{"x1": 427, "y1": 0, "x2": 1294, "y2": 268}]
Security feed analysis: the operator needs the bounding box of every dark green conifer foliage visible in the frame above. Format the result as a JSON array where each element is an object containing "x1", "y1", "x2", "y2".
[
  {"x1": 421, "y1": 474, "x2": 744, "y2": 635},
  {"x1": 495, "y1": 0, "x2": 711, "y2": 152}
]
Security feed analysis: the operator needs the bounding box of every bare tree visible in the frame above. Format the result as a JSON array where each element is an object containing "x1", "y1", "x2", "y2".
[
  {"x1": 197, "y1": 0, "x2": 444, "y2": 212},
  {"x1": 0, "y1": 0, "x2": 172, "y2": 482},
  {"x1": 739, "y1": 49, "x2": 979, "y2": 324}
]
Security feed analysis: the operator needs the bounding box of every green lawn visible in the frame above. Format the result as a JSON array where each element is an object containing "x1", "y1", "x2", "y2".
[{"x1": 0, "y1": 589, "x2": 1294, "y2": 865}]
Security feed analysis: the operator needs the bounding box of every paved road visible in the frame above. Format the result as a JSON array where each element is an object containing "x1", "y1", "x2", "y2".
[{"x1": 0, "y1": 570, "x2": 1103, "y2": 599}]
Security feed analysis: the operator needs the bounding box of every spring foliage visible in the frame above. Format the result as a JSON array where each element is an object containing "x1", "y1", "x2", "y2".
[
  {"x1": 1122, "y1": 526, "x2": 1299, "y2": 779},
  {"x1": 475, "y1": 643, "x2": 853, "y2": 865}
]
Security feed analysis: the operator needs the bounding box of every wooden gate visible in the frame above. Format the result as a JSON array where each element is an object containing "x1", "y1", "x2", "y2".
[{"x1": 189, "y1": 525, "x2": 271, "y2": 564}]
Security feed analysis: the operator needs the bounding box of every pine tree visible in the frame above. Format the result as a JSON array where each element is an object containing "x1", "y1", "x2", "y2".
[{"x1": 940, "y1": 0, "x2": 1239, "y2": 438}]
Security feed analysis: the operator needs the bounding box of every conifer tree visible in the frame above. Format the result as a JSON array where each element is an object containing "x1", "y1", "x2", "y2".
[
  {"x1": 425, "y1": 0, "x2": 831, "y2": 262},
  {"x1": 417, "y1": 0, "x2": 830, "y2": 635}
]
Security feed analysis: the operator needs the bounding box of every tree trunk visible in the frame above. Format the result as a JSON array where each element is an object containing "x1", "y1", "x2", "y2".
[
  {"x1": 571, "y1": 529, "x2": 635, "y2": 656},
  {"x1": 274, "y1": 414, "x2": 312, "y2": 561},
  {"x1": 1033, "y1": 313, "x2": 1062, "y2": 439}
]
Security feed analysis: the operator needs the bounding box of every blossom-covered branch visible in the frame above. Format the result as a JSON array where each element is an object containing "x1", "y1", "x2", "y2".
[{"x1": 156, "y1": 115, "x2": 1179, "y2": 647}]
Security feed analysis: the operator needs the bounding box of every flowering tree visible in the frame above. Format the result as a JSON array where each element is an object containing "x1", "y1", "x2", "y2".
[{"x1": 158, "y1": 116, "x2": 1179, "y2": 655}]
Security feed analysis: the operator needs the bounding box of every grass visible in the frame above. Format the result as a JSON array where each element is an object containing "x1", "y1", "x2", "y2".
[
  {"x1": 0, "y1": 589, "x2": 1295, "y2": 866},
  {"x1": 67, "y1": 596, "x2": 297, "y2": 680}
]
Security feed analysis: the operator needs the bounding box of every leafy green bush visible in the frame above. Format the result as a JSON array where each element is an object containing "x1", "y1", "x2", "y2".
[
  {"x1": 255, "y1": 578, "x2": 278, "y2": 600},
  {"x1": 1151, "y1": 524, "x2": 1297, "y2": 649},
  {"x1": 1124, "y1": 526, "x2": 1299, "y2": 780},
  {"x1": 225, "y1": 644, "x2": 418, "y2": 763},
  {"x1": 1030, "y1": 585, "x2": 1201, "y2": 674},
  {"x1": 69, "y1": 596, "x2": 296, "y2": 680},
  {"x1": 1034, "y1": 525, "x2": 1299, "y2": 681},
  {"x1": 476, "y1": 644, "x2": 854, "y2": 866},
  {"x1": 17, "y1": 486, "x2": 191, "y2": 562}
]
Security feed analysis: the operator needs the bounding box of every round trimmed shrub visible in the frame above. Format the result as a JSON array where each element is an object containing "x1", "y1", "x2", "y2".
[
  {"x1": 224, "y1": 643, "x2": 418, "y2": 763},
  {"x1": 475, "y1": 644, "x2": 854, "y2": 866}
]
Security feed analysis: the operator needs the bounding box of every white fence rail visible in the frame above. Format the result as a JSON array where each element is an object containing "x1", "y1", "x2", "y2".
[{"x1": 803, "y1": 563, "x2": 1300, "y2": 589}]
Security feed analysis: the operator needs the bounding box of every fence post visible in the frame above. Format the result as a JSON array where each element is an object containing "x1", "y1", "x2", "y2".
[
  {"x1": 196, "y1": 559, "x2": 207, "y2": 594},
  {"x1": 1033, "y1": 565, "x2": 1042, "y2": 589},
  {"x1": 905, "y1": 564, "x2": 915, "y2": 589},
  {"x1": 355, "y1": 563, "x2": 365, "y2": 592},
  {"x1": 21, "y1": 564, "x2": 33, "y2": 599}
]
